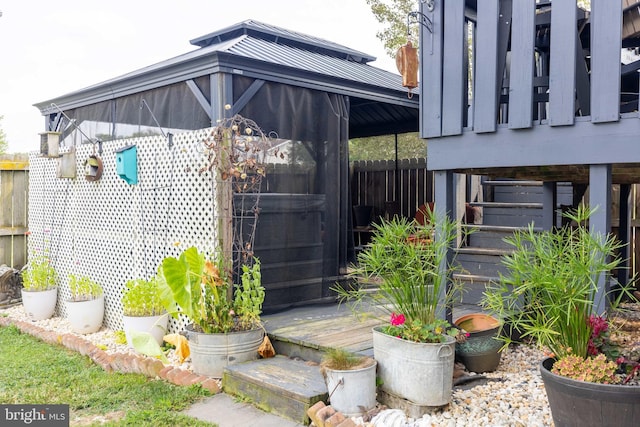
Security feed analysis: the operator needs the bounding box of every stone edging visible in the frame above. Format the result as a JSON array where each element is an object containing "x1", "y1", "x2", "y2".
[{"x1": 0, "y1": 316, "x2": 220, "y2": 394}]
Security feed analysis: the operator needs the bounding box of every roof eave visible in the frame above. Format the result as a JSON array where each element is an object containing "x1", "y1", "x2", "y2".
[{"x1": 35, "y1": 57, "x2": 417, "y2": 117}]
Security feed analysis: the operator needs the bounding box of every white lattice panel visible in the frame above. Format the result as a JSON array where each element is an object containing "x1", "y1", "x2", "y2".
[{"x1": 28, "y1": 129, "x2": 217, "y2": 332}]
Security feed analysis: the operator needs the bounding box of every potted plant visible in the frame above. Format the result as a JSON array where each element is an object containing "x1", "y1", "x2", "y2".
[
  {"x1": 21, "y1": 255, "x2": 58, "y2": 320},
  {"x1": 66, "y1": 274, "x2": 104, "y2": 334},
  {"x1": 453, "y1": 313, "x2": 502, "y2": 373},
  {"x1": 482, "y1": 205, "x2": 640, "y2": 427},
  {"x1": 121, "y1": 277, "x2": 168, "y2": 348},
  {"x1": 158, "y1": 246, "x2": 265, "y2": 377},
  {"x1": 335, "y1": 209, "x2": 464, "y2": 409},
  {"x1": 320, "y1": 348, "x2": 377, "y2": 417}
]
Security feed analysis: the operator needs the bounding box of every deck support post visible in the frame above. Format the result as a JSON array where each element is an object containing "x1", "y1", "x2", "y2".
[
  {"x1": 434, "y1": 170, "x2": 454, "y2": 323},
  {"x1": 541, "y1": 182, "x2": 557, "y2": 230},
  {"x1": 589, "y1": 164, "x2": 612, "y2": 315},
  {"x1": 617, "y1": 184, "x2": 632, "y2": 290}
]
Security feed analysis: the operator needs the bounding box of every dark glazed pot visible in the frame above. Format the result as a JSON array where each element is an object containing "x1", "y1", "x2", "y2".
[
  {"x1": 540, "y1": 357, "x2": 640, "y2": 427},
  {"x1": 454, "y1": 313, "x2": 502, "y2": 373}
]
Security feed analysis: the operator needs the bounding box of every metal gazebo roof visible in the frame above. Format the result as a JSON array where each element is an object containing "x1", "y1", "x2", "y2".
[{"x1": 35, "y1": 19, "x2": 418, "y2": 138}]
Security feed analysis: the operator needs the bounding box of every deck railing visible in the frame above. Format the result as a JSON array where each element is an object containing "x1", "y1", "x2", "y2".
[{"x1": 421, "y1": 0, "x2": 625, "y2": 138}]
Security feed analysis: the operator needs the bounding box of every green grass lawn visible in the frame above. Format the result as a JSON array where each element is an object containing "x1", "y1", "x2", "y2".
[{"x1": 0, "y1": 324, "x2": 217, "y2": 426}]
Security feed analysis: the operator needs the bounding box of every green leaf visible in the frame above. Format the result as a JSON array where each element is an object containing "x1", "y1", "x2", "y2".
[{"x1": 131, "y1": 330, "x2": 169, "y2": 363}]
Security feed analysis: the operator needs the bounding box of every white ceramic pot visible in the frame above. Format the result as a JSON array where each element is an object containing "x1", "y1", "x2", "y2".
[
  {"x1": 66, "y1": 295, "x2": 104, "y2": 334},
  {"x1": 21, "y1": 288, "x2": 57, "y2": 320},
  {"x1": 122, "y1": 313, "x2": 168, "y2": 348}
]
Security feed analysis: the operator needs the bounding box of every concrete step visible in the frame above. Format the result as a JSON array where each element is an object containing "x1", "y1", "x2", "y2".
[{"x1": 222, "y1": 355, "x2": 328, "y2": 425}]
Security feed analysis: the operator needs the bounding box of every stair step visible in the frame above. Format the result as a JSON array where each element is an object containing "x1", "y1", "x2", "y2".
[
  {"x1": 222, "y1": 356, "x2": 328, "y2": 425},
  {"x1": 456, "y1": 247, "x2": 511, "y2": 256},
  {"x1": 469, "y1": 201, "x2": 542, "y2": 209},
  {"x1": 453, "y1": 273, "x2": 500, "y2": 284},
  {"x1": 483, "y1": 180, "x2": 543, "y2": 186},
  {"x1": 462, "y1": 224, "x2": 542, "y2": 232}
]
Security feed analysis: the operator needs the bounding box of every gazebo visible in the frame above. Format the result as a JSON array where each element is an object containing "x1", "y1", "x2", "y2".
[{"x1": 33, "y1": 20, "x2": 418, "y2": 318}]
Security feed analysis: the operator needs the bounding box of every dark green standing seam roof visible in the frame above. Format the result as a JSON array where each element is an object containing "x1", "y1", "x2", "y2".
[{"x1": 35, "y1": 19, "x2": 418, "y2": 138}]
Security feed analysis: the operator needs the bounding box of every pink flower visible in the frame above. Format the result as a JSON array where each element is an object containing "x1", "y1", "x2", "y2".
[
  {"x1": 390, "y1": 312, "x2": 406, "y2": 326},
  {"x1": 588, "y1": 315, "x2": 608, "y2": 336}
]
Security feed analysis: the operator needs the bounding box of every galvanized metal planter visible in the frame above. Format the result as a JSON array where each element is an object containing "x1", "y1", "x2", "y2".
[
  {"x1": 372, "y1": 326, "x2": 455, "y2": 408},
  {"x1": 324, "y1": 359, "x2": 377, "y2": 417},
  {"x1": 185, "y1": 325, "x2": 264, "y2": 378}
]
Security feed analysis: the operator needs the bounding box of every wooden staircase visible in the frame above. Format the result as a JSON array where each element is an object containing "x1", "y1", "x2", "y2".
[{"x1": 454, "y1": 179, "x2": 573, "y2": 304}]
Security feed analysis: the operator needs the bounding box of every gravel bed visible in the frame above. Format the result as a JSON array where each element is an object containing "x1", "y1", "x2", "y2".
[
  {"x1": 0, "y1": 305, "x2": 192, "y2": 371},
  {"x1": 2, "y1": 304, "x2": 556, "y2": 426},
  {"x1": 362, "y1": 344, "x2": 554, "y2": 427}
]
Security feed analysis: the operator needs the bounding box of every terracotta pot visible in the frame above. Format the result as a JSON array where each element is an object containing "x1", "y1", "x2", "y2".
[{"x1": 454, "y1": 313, "x2": 500, "y2": 336}]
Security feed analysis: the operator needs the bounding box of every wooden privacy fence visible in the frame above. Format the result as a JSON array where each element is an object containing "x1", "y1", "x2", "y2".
[
  {"x1": 0, "y1": 154, "x2": 29, "y2": 269},
  {"x1": 351, "y1": 158, "x2": 434, "y2": 223}
]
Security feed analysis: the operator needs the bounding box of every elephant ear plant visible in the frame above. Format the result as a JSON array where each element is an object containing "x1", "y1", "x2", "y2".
[
  {"x1": 157, "y1": 246, "x2": 264, "y2": 334},
  {"x1": 482, "y1": 204, "x2": 635, "y2": 378}
]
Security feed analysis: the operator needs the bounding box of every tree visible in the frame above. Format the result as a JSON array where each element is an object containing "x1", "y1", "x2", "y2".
[
  {"x1": 354, "y1": 1, "x2": 425, "y2": 162},
  {"x1": 366, "y1": 0, "x2": 418, "y2": 58},
  {"x1": 349, "y1": 132, "x2": 425, "y2": 162},
  {"x1": 0, "y1": 116, "x2": 8, "y2": 155}
]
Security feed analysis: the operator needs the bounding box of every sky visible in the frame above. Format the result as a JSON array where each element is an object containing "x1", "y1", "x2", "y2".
[{"x1": 0, "y1": 0, "x2": 398, "y2": 154}]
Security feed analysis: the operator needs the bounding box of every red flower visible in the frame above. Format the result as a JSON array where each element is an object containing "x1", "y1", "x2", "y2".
[{"x1": 390, "y1": 312, "x2": 406, "y2": 326}]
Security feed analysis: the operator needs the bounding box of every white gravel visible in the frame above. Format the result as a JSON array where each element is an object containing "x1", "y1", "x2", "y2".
[
  {"x1": 2, "y1": 304, "x2": 554, "y2": 426},
  {"x1": 359, "y1": 346, "x2": 554, "y2": 427},
  {"x1": 0, "y1": 304, "x2": 192, "y2": 371}
]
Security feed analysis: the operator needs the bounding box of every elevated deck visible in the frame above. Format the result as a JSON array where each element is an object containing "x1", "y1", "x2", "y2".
[{"x1": 422, "y1": 1, "x2": 640, "y2": 182}]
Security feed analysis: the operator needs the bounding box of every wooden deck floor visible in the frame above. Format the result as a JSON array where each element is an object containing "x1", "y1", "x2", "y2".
[{"x1": 262, "y1": 302, "x2": 482, "y2": 361}]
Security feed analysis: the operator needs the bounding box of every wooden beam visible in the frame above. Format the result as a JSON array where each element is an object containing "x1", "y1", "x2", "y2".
[
  {"x1": 434, "y1": 170, "x2": 454, "y2": 323},
  {"x1": 186, "y1": 79, "x2": 212, "y2": 121},
  {"x1": 427, "y1": 117, "x2": 640, "y2": 171}
]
